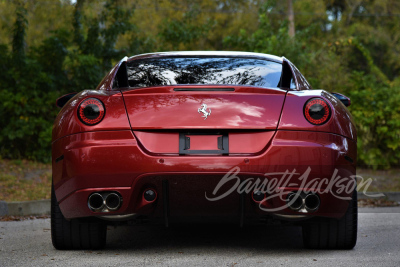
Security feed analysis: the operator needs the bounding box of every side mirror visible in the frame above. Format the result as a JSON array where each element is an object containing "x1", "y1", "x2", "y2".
[
  {"x1": 331, "y1": 92, "x2": 351, "y2": 107},
  {"x1": 56, "y1": 93, "x2": 77, "y2": 108}
]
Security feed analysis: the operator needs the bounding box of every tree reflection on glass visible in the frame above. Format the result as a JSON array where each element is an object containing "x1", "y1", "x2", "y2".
[{"x1": 127, "y1": 57, "x2": 282, "y2": 88}]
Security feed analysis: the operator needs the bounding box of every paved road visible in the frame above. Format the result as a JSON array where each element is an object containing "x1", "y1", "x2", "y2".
[{"x1": 1, "y1": 207, "x2": 399, "y2": 267}]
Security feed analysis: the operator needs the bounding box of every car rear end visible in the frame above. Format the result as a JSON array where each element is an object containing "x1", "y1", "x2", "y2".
[{"x1": 51, "y1": 52, "x2": 357, "y2": 249}]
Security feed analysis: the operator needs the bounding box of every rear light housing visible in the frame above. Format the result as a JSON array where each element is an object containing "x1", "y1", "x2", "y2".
[
  {"x1": 304, "y1": 98, "x2": 331, "y2": 125},
  {"x1": 77, "y1": 98, "x2": 105, "y2": 125}
]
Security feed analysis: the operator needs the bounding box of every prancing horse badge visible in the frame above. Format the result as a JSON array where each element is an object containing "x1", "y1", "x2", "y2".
[{"x1": 198, "y1": 104, "x2": 211, "y2": 120}]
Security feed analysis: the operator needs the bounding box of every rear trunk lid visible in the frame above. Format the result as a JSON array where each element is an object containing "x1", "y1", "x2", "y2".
[
  {"x1": 121, "y1": 85, "x2": 286, "y2": 155},
  {"x1": 121, "y1": 85, "x2": 286, "y2": 130}
]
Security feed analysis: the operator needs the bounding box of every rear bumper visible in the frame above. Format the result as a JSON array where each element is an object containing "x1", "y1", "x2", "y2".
[{"x1": 52, "y1": 130, "x2": 357, "y2": 220}]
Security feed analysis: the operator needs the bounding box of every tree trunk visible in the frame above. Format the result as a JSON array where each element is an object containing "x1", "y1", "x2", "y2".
[{"x1": 288, "y1": 0, "x2": 295, "y2": 37}]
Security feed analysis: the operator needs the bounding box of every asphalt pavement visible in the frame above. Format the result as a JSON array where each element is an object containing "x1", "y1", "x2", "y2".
[{"x1": 0, "y1": 207, "x2": 399, "y2": 267}]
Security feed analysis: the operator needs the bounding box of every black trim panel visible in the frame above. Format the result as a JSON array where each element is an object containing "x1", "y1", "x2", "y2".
[{"x1": 55, "y1": 155, "x2": 64, "y2": 163}]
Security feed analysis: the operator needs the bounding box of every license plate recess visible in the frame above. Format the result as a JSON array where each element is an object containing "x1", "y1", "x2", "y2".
[{"x1": 179, "y1": 132, "x2": 229, "y2": 155}]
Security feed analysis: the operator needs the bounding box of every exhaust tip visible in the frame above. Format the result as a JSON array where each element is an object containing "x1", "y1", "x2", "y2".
[
  {"x1": 252, "y1": 191, "x2": 265, "y2": 202},
  {"x1": 105, "y1": 193, "x2": 122, "y2": 211},
  {"x1": 88, "y1": 193, "x2": 104, "y2": 211},
  {"x1": 143, "y1": 189, "x2": 157, "y2": 202},
  {"x1": 287, "y1": 192, "x2": 303, "y2": 211},
  {"x1": 304, "y1": 193, "x2": 320, "y2": 211}
]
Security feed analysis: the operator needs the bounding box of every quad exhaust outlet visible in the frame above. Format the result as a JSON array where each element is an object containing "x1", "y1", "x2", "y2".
[
  {"x1": 304, "y1": 193, "x2": 320, "y2": 211},
  {"x1": 88, "y1": 192, "x2": 122, "y2": 212},
  {"x1": 88, "y1": 193, "x2": 105, "y2": 211},
  {"x1": 88, "y1": 189, "x2": 158, "y2": 212},
  {"x1": 286, "y1": 192, "x2": 320, "y2": 212},
  {"x1": 105, "y1": 193, "x2": 122, "y2": 211}
]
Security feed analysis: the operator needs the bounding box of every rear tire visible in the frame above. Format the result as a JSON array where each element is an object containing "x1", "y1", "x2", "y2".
[
  {"x1": 51, "y1": 183, "x2": 107, "y2": 250},
  {"x1": 302, "y1": 189, "x2": 357, "y2": 249}
]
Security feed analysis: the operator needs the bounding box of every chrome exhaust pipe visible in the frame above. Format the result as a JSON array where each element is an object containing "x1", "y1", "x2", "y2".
[
  {"x1": 88, "y1": 193, "x2": 105, "y2": 211},
  {"x1": 304, "y1": 193, "x2": 320, "y2": 211},
  {"x1": 105, "y1": 193, "x2": 122, "y2": 211},
  {"x1": 287, "y1": 192, "x2": 303, "y2": 211}
]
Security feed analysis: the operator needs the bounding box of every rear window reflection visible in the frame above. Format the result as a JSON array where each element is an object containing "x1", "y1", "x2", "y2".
[{"x1": 126, "y1": 57, "x2": 282, "y2": 88}]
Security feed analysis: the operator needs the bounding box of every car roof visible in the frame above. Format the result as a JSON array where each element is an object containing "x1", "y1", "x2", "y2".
[{"x1": 127, "y1": 51, "x2": 283, "y2": 63}]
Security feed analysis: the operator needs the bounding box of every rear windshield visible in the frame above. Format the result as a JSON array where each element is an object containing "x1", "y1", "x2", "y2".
[{"x1": 126, "y1": 57, "x2": 282, "y2": 88}]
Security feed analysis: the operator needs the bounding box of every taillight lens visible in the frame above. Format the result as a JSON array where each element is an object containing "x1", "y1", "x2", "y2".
[
  {"x1": 78, "y1": 98, "x2": 105, "y2": 125},
  {"x1": 304, "y1": 98, "x2": 331, "y2": 125}
]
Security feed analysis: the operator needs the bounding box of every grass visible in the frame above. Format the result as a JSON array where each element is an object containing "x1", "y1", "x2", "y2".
[
  {"x1": 0, "y1": 159, "x2": 51, "y2": 202},
  {"x1": 357, "y1": 169, "x2": 400, "y2": 192}
]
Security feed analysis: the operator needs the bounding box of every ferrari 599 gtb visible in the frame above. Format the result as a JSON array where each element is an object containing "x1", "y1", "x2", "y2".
[{"x1": 52, "y1": 51, "x2": 357, "y2": 250}]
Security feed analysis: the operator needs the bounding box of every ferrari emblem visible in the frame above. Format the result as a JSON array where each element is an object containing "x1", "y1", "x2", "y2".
[{"x1": 198, "y1": 104, "x2": 211, "y2": 120}]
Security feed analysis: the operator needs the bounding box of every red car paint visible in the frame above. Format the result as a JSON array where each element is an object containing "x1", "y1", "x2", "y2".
[
  {"x1": 121, "y1": 86, "x2": 286, "y2": 130},
  {"x1": 52, "y1": 51, "x2": 356, "y2": 223}
]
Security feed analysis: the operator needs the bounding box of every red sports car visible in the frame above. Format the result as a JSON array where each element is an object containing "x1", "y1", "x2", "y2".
[{"x1": 52, "y1": 51, "x2": 357, "y2": 250}]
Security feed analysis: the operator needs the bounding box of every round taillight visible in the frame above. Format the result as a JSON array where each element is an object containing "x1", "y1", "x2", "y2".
[
  {"x1": 304, "y1": 98, "x2": 331, "y2": 125},
  {"x1": 78, "y1": 98, "x2": 105, "y2": 125}
]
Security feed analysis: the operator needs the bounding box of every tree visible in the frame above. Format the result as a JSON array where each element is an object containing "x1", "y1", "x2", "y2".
[{"x1": 287, "y1": 0, "x2": 295, "y2": 37}]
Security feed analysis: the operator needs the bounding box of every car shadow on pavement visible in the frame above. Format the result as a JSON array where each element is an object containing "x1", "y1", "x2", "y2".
[{"x1": 105, "y1": 222, "x2": 304, "y2": 251}]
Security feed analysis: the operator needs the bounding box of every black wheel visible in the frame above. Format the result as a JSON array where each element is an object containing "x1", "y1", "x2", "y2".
[
  {"x1": 51, "y1": 182, "x2": 107, "y2": 250},
  {"x1": 302, "y1": 189, "x2": 357, "y2": 249}
]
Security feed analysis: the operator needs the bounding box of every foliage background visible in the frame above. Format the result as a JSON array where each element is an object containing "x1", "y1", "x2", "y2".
[{"x1": 0, "y1": 0, "x2": 399, "y2": 168}]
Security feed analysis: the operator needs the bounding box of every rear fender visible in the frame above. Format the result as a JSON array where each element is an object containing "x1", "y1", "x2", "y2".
[
  {"x1": 52, "y1": 90, "x2": 130, "y2": 142},
  {"x1": 278, "y1": 90, "x2": 356, "y2": 141}
]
